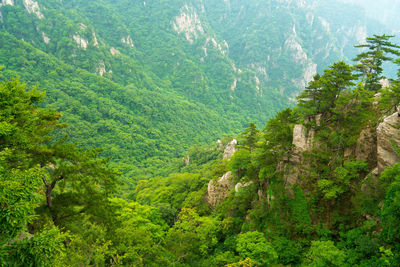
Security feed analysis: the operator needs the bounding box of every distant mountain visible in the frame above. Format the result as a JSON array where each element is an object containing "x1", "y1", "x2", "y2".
[
  {"x1": 0, "y1": 0, "x2": 391, "y2": 179},
  {"x1": 339, "y1": 0, "x2": 400, "y2": 33}
]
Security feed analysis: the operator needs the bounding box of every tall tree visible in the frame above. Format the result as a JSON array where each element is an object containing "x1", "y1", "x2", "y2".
[
  {"x1": 0, "y1": 78, "x2": 119, "y2": 264},
  {"x1": 354, "y1": 34, "x2": 400, "y2": 91},
  {"x1": 241, "y1": 122, "x2": 260, "y2": 152},
  {"x1": 297, "y1": 73, "x2": 322, "y2": 118}
]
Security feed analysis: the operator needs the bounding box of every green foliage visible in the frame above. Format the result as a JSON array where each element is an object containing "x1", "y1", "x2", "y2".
[
  {"x1": 317, "y1": 161, "x2": 368, "y2": 200},
  {"x1": 272, "y1": 236, "x2": 302, "y2": 265},
  {"x1": 1, "y1": 2, "x2": 400, "y2": 264},
  {"x1": 297, "y1": 61, "x2": 358, "y2": 118},
  {"x1": 380, "y1": 164, "x2": 400, "y2": 251},
  {"x1": 380, "y1": 80, "x2": 400, "y2": 113},
  {"x1": 0, "y1": 74, "x2": 120, "y2": 266},
  {"x1": 337, "y1": 225, "x2": 379, "y2": 266},
  {"x1": 64, "y1": 219, "x2": 114, "y2": 267},
  {"x1": 304, "y1": 240, "x2": 347, "y2": 267},
  {"x1": 289, "y1": 186, "x2": 312, "y2": 234},
  {"x1": 235, "y1": 231, "x2": 277, "y2": 266},
  {"x1": 166, "y1": 208, "x2": 220, "y2": 264},
  {"x1": 231, "y1": 149, "x2": 252, "y2": 179},
  {"x1": 354, "y1": 34, "x2": 400, "y2": 91},
  {"x1": 1, "y1": 226, "x2": 66, "y2": 267},
  {"x1": 0, "y1": 165, "x2": 42, "y2": 245},
  {"x1": 107, "y1": 198, "x2": 171, "y2": 266}
]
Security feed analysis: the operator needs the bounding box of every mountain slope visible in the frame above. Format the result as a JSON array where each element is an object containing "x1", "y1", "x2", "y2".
[{"x1": 0, "y1": 0, "x2": 392, "y2": 179}]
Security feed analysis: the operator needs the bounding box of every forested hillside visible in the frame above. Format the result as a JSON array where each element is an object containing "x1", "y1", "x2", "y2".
[
  {"x1": 0, "y1": 0, "x2": 392, "y2": 180},
  {"x1": 2, "y1": 0, "x2": 400, "y2": 266},
  {"x1": 2, "y1": 34, "x2": 400, "y2": 266}
]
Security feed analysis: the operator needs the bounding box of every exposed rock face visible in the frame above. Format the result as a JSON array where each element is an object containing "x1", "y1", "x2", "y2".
[
  {"x1": 284, "y1": 24, "x2": 317, "y2": 90},
  {"x1": 355, "y1": 127, "x2": 377, "y2": 168},
  {"x1": 0, "y1": 0, "x2": 14, "y2": 20},
  {"x1": 96, "y1": 61, "x2": 106, "y2": 76},
  {"x1": 204, "y1": 36, "x2": 227, "y2": 55},
  {"x1": 216, "y1": 139, "x2": 223, "y2": 149},
  {"x1": 223, "y1": 139, "x2": 237, "y2": 159},
  {"x1": 292, "y1": 124, "x2": 314, "y2": 154},
  {"x1": 92, "y1": 31, "x2": 99, "y2": 47},
  {"x1": 172, "y1": 4, "x2": 204, "y2": 44},
  {"x1": 377, "y1": 112, "x2": 400, "y2": 173},
  {"x1": 207, "y1": 171, "x2": 234, "y2": 208},
  {"x1": 41, "y1": 31, "x2": 50, "y2": 44},
  {"x1": 110, "y1": 47, "x2": 121, "y2": 55},
  {"x1": 23, "y1": 0, "x2": 44, "y2": 19},
  {"x1": 283, "y1": 124, "x2": 315, "y2": 187},
  {"x1": 121, "y1": 35, "x2": 134, "y2": 48},
  {"x1": 184, "y1": 155, "x2": 190, "y2": 166},
  {"x1": 285, "y1": 110, "x2": 400, "y2": 187},
  {"x1": 235, "y1": 181, "x2": 253, "y2": 192},
  {"x1": 284, "y1": 114, "x2": 322, "y2": 187},
  {"x1": 2, "y1": 0, "x2": 14, "y2": 6},
  {"x1": 207, "y1": 139, "x2": 239, "y2": 207},
  {"x1": 73, "y1": 34, "x2": 88, "y2": 50}
]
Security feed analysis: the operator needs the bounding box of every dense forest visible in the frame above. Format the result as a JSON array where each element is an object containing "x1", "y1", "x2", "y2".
[
  {"x1": 2, "y1": 34, "x2": 400, "y2": 266},
  {"x1": 0, "y1": 0, "x2": 393, "y2": 182},
  {"x1": 2, "y1": 0, "x2": 400, "y2": 266}
]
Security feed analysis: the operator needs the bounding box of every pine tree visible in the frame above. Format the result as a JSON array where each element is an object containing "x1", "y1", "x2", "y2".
[
  {"x1": 354, "y1": 34, "x2": 400, "y2": 91},
  {"x1": 297, "y1": 73, "x2": 322, "y2": 118}
]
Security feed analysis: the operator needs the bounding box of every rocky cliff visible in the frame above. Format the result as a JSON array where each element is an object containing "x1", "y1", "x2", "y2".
[
  {"x1": 207, "y1": 139, "x2": 239, "y2": 207},
  {"x1": 207, "y1": 111, "x2": 400, "y2": 208},
  {"x1": 377, "y1": 112, "x2": 400, "y2": 173},
  {"x1": 286, "y1": 111, "x2": 400, "y2": 186}
]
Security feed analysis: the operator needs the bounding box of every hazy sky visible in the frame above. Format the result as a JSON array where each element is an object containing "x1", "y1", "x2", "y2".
[{"x1": 339, "y1": 0, "x2": 400, "y2": 33}]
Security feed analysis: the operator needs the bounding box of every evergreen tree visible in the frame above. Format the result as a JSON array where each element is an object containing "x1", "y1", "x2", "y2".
[
  {"x1": 241, "y1": 122, "x2": 260, "y2": 152},
  {"x1": 354, "y1": 34, "x2": 400, "y2": 91},
  {"x1": 297, "y1": 73, "x2": 322, "y2": 117}
]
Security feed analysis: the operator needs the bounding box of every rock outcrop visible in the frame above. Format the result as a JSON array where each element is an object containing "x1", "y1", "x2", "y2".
[
  {"x1": 23, "y1": 0, "x2": 44, "y2": 19},
  {"x1": 206, "y1": 139, "x2": 239, "y2": 207},
  {"x1": 285, "y1": 116, "x2": 319, "y2": 186},
  {"x1": 172, "y1": 4, "x2": 204, "y2": 44},
  {"x1": 235, "y1": 181, "x2": 253, "y2": 192},
  {"x1": 377, "y1": 112, "x2": 400, "y2": 173},
  {"x1": 207, "y1": 111, "x2": 400, "y2": 208},
  {"x1": 223, "y1": 139, "x2": 237, "y2": 159},
  {"x1": 73, "y1": 34, "x2": 88, "y2": 50},
  {"x1": 285, "y1": 111, "x2": 400, "y2": 187},
  {"x1": 207, "y1": 171, "x2": 234, "y2": 208},
  {"x1": 355, "y1": 127, "x2": 377, "y2": 168},
  {"x1": 121, "y1": 35, "x2": 134, "y2": 48},
  {"x1": 292, "y1": 124, "x2": 315, "y2": 154}
]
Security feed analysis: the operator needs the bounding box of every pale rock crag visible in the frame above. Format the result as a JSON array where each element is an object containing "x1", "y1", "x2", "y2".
[
  {"x1": 235, "y1": 181, "x2": 253, "y2": 192},
  {"x1": 172, "y1": 4, "x2": 204, "y2": 44},
  {"x1": 223, "y1": 139, "x2": 237, "y2": 159},
  {"x1": 121, "y1": 35, "x2": 134, "y2": 48},
  {"x1": 377, "y1": 112, "x2": 400, "y2": 173},
  {"x1": 23, "y1": 0, "x2": 44, "y2": 19},
  {"x1": 230, "y1": 78, "x2": 237, "y2": 92},
  {"x1": 96, "y1": 61, "x2": 106, "y2": 76},
  {"x1": 285, "y1": 24, "x2": 317, "y2": 90},
  {"x1": 3, "y1": 0, "x2": 14, "y2": 6},
  {"x1": 207, "y1": 171, "x2": 234, "y2": 208},
  {"x1": 110, "y1": 47, "x2": 121, "y2": 56},
  {"x1": 41, "y1": 31, "x2": 50, "y2": 44},
  {"x1": 0, "y1": 0, "x2": 14, "y2": 21},
  {"x1": 92, "y1": 31, "x2": 99, "y2": 47},
  {"x1": 73, "y1": 35, "x2": 88, "y2": 50}
]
